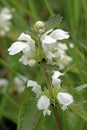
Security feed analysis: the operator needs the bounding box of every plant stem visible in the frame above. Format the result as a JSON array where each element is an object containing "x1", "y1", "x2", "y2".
[
  {"x1": 52, "y1": 105, "x2": 63, "y2": 130},
  {"x1": 44, "y1": 69, "x2": 53, "y2": 97},
  {"x1": 43, "y1": 68, "x2": 63, "y2": 130}
]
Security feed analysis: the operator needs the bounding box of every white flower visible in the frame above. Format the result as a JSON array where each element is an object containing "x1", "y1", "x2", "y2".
[
  {"x1": 41, "y1": 29, "x2": 69, "y2": 51},
  {"x1": 0, "y1": 7, "x2": 12, "y2": 36},
  {"x1": 57, "y1": 92, "x2": 73, "y2": 111},
  {"x1": 0, "y1": 78, "x2": 8, "y2": 88},
  {"x1": 37, "y1": 95, "x2": 51, "y2": 116},
  {"x1": 52, "y1": 71, "x2": 63, "y2": 88},
  {"x1": 8, "y1": 33, "x2": 36, "y2": 66},
  {"x1": 58, "y1": 55, "x2": 72, "y2": 70},
  {"x1": 27, "y1": 80, "x2": 42, "y2": 95},
  {"x1": 40, "y1": 29, "x2": 72, "y2": 69},
  {"x1": 14, "y1": 75, "x2": 27, "y2": 93}
]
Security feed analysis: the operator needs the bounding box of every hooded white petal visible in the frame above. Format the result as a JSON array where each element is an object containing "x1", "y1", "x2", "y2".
[
  {"x1": 50, "y1": 29, "x2": 70, "y2": 40},
  {"x1": 14, "y1": 75, "x2": 27, "y2": 93},
  {"x1": 18, "y1": 33, "x2": 35, "y2": 47},
  {"x1": 8, "y1": 33, "x2": 36, "y2": 66},
  {"x1": 41, "y1": 35, "x2": 56, "y2": 44},
  {"x1": 19, "y1": 55, "x2": 29, "y2": 65},
  {"x1": 8, "y1": 41, "x2": 28, "y2": 55},
  {"x1": 27, "y1": 80, "x2": 42, "y2": 95},
  {"x1": 37, "y1": 95, "x2": 51, "y2": 116},
  {"x1": 52, "y1": 71, "x2": 63, "y2": 79},
  {"x1": 57, "y1": 92, "x2": 73, "y2": 110},
  {"x1": 52, "y1": 78, "x2": 61, "y2": 88},
  {"x1": 52, "y1": 71, "x2": 63, "y2": 88},
  {"x1": 8, "y1": 33, "x2": 35, "y2": 55}
]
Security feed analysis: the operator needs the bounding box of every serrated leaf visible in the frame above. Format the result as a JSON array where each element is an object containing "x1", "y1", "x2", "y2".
[
  {"x1": 45, "y1": 14, "x2": 63, "y2": 30},
  {"x1": 17, "y1": 88, "x2": 41, "y2": 130},
  {"x1": 70, "y1": 103, "x2": 87, "y2": 122}
]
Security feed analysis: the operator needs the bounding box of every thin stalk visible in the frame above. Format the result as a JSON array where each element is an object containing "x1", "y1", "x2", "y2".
[
  {"x1": 28, "y1": 0, "x2": 39, "y2": 19},
  {"x1": 52, "y1": 105, "x2": 63, "y2": 130},
  {"x1": 43, "y1": 68, "x2": 63, "y2": 130},
  {"x1": 43, "y1": 69, "x2": 53, "y2": 97}
]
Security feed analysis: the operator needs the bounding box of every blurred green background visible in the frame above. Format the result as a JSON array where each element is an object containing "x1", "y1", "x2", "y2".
[{"x1": 0, "y1": 0, "x2": 87, "y2": 130}]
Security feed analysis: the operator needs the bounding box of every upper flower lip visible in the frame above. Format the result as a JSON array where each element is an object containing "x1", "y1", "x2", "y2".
[
  {"x1": 49, "y1": 29, "x2": 70, "y2": 40},
  {"x1": 57, "y1": 92, "x2": 74, "y2": 108},
  {"x1": 41, "y1": 29, "x2": 70, "y2": 45},
  {"x1": 8, "y1": 41, "x2": 28, "y2": 55},
  {"x1": 8, "y1": 33, "x2": 35, "y2": 55}
]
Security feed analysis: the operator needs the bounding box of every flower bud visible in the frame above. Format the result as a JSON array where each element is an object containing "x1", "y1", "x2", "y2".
[{"x1": 34, "y1": 21, "x2": 45, "y2": 34}]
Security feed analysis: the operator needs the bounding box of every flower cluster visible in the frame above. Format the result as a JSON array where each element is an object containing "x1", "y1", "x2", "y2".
[
  {"x1": 8, "y1": 21, "x2": 73, "y2": 69},
  {"x1": 8, "y1": 20, "x2": 74, "y2": 116},
  {"x1": 0, "y1": 7, "x2": 13, "y2": 36},
  {"x1": 27, "y1": 71, "x2": 73, "y2": 116}
]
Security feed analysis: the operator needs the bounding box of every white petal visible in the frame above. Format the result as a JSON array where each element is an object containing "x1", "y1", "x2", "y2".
[
  {"x1": 52, "y1": 71, "x2": 63, "y2": 79},
  {"x1": 43, "y1": 109, "x2": 51, "y2": 116},
  {"x1": 14, "y1": 76, "x2": 27, "y2": 93},
  {"x1": 0, "y1": 78, "x2": 8, "y2": 87},
  {"x1": 18, "y1": 33, "x2": 30, "y2": 41},
  {"x1": 57, "y1": 92, "x2": 73, "y2": 106},
  {"x1": 41, "y1": 35, "x2": 56, "y2": 44},
  {"x1": 47, "y1": 52, "x2": 55, "y2": 60},
  {"x1": 19, "y1": 55, "x2": 29, "y2": 65},
  {"x1": 37, "y1": 95, "x2": 51, "y2": 116},
  {"x1": 1, "y1": 8, "x2": 12, "y2": 20},
  {"x1": 18, "y1": 33, "x2": 35, "y2": 47},
  {"x1": 52, "y1": 78, "x2": 61, "y2": 88},
  {"x1": 8, "y1": 42, "x2": 28, "y2": 55},
  {"x1": 58, "y1": 43, "x2": 68, "y2": 50},
  {"x1": 50, "y1": 29, "x2": 70, "y2": 40},
  {"x1": 27, "y1": 80, "x2": 42, "y2": 95},
  {"x1": 37, "y1": 95, "x2": 50, "y2": 109}
]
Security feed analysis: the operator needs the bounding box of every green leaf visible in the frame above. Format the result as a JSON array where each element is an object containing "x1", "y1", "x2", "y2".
[
  {"x1": 17, "y1": 88, "x2": 41, "y2": 130},
  {"x1": 70, "y1": 103, "x2": 87, "y2": 122},
  {"x1": 0, "y1": 109, "x2": 17, "y2": 123},
  {"x1": 75, "y1": 84, "x2": 87, "y2": 91},
  {"x1": 45, "y1": 14, "x2": 63, "y2": 31}
]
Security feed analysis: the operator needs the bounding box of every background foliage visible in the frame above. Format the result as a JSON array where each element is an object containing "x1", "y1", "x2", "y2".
[{"x1": 0, "y1": 0, "x2": 87, "y2": 130}]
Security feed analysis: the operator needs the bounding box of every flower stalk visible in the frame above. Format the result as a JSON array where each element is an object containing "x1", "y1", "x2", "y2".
[{"x1": 43, "y1": 67, "x2": 63, "y2": 130}]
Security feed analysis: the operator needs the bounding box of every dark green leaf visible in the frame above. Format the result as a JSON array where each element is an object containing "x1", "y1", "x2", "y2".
[
  {"x1": 70, "y1": 103, "x2": 87, "y2": 122},
  {"x1": 17, "y1": 88, "x2": 41, "y2": 130},
  {"x1": 45, "y1": 14, "x2": 63, "y2": 31},
  {"x1": 75, "y1": 84, "x2": 87, "y2": 91}
]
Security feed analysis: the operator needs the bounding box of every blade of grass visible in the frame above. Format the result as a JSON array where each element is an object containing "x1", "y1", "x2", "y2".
[
  {"x1": 44, "y1": 0, "x2": 55, "y2": 16},
  {"x1": 27, "y1": 0, "x2": 39, "y2": 19}
]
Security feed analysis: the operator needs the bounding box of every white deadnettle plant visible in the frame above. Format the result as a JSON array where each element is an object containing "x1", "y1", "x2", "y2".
[
  {"x1": 0, "y1": 7, "x2": 12, "y2": 36},
  {"x1": 8, "y1": 20, "x2": 74, "y2": 118},
  {"x1": 8, "y1": 20, "x2": 73, "y2": 69}
]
